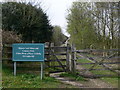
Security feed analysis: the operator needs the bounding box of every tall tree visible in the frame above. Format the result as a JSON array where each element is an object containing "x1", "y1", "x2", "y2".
[
  {"x1": 52, "y1": 26, "x2": 67, "y2": 46},
  {"x1": 67, "y1": 2, "x2": 97, "y2": 49},
  {"x1": 67, "y1": 2, "x2": 119, "y2": 49},
  {"x1": 2, "y1": 2, "x2": 53, "y2": 43},
  {"x1": 93, "y1": 2, "x2": 119, "y2": 49}
]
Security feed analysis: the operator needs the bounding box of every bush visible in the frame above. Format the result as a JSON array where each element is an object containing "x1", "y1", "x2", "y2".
[{"x1": 2, "y1": 30, "x2": 22, "y2": 44}]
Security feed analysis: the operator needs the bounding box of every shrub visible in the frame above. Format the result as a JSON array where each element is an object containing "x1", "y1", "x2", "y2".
[{"x1": 2, "y1": 30, "x2": 22, "y2": 44}]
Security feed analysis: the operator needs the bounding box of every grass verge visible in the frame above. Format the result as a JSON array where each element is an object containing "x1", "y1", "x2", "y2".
[
  {"x1": 101, "y1": 77, "x2": 119, "y2": 87},
  {"x1": 2, "y1": 65, "x2": 76, "y2": 88}
]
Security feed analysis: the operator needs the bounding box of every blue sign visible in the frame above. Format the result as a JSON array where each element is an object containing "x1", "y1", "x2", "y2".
[{"x1": 12, "y1": 43, "x2": 44, "y2": 61}]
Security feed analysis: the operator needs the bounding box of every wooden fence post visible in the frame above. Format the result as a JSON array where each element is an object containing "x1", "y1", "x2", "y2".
[
  {"x1": 71, "y1": 44, "x2": 76, "y2": 74},
  {"x1": 45, "y1": 42, "x2": 51, "y2": 69},
  {"x1": 66, "y1": 44, "x2": 70, "y2": 72},
  {"x1": 50, "y1": 43, "x2": 55, "y2": 69}
]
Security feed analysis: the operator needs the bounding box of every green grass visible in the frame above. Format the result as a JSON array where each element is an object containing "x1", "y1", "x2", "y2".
[
  {"x1": 91, "y1": 70, "x2": 117, "y2": 76},
  {"x1": 77, "y1": 57, "x2": 117, "y2": 75},
  {"x1": 86, "y1": 54, "x2": 95, "y2": 57},
  {"x1": 77, "y1": 58, "x2": 104, "y2": 69},
  {"x1": 2, "y1": 65, "x2": 76, "y2": 88},
  {"x1": 59, "y1": 72, "x2": 87, "y2": 81},
  {"x1": 101, "y1": 77, "x2": 119, "y2": 87},
  {"x1": 78, "y1": 58, "x2": 92, "y2": 63}
]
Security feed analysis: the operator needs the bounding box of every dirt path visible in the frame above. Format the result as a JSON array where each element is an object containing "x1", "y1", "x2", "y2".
[
  {"x1": 49, "y1": 54, "x2": 117, "y2": 88},
  {"x1": 50, "y1": 72, "x2": 113, "y2": 88},
  {"x1": 50, "y1": 73, "x2": 85, "y2": 88},
  {"x1": 50, "y1": 63, "x2": 114, "y2": 88},
  {"x1": 76, "y1": 64, "x2": 113, "y2": 88}
]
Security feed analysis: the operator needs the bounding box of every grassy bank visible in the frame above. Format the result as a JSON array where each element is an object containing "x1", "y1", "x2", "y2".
[{"x1": 2, "y1": 65, "x2": 76, "y2": 88}]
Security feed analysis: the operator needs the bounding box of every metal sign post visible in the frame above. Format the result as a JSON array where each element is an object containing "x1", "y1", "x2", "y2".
[
  {"x1": 13, "y1": 61, "x2": 44, "y2": 80},
  {"x1": 12, "y1": 43, "x2": 45, "y2": 80},
  {"x1": 14, "y1": 62, "x2": 16, "y2": 76},
  {"x1": 41, "y1": 62, "x2": 43, "y2": 80}
]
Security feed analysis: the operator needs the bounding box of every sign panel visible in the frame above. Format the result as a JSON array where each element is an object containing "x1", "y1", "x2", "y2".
[{"x1": 12, "y1": 43, "x2": 44, "y2": 61}]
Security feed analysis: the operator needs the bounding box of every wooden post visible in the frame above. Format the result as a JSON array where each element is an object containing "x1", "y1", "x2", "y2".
[
  {"x1": 0, "y1": 31, "x2": 2, "y2": 62},
  {"x1": 69, "y1": 45, "x2": 72, "y2": 72},
  {"x1": 74, "y1": 45, "x2": 77, "y2": 73},
  {"x1": 51, "y1": 43, "x2": 54, "y2": 51},
  {"x1": 71, "y1": 44, "x2": 76, "y2": 74},
  {"x1": 69, "y1": 51, "x2": 72, "y2": 72},
  {"x1": 66, "y1": 44, "x2": 70, "y2": 72},
  {"x1": 45, "y1": 42, "x2": 50, "y2": 68},
  {"x1": 51, "y1": 43, "x2": 55, "y2": 69}
]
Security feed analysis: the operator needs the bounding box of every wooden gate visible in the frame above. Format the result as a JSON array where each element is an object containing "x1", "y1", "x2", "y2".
[
  {"x1": 45, "y1": 43, "x2": 71, "y2": 73},
  {"x1": 73, "y1": 48, "x2": 120, "y2": 78}
]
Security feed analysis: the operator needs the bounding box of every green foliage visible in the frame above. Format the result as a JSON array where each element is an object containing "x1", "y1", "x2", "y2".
[
  {"x1": 93, "y1": 2, "x2": 119, "y2": 49},
  {"x1": 101, "y1": 77, "x2": 119, "y2": 87},
  {"x1": 2, "y1": 2, "x2": 53, "y2": 42},
  {"x1": 52, "y1": 25, "x2": 68, "y2": 46},
  {"x1": 67, "y1": 2, "x2": 97, "y2": 49},
  {"x1": 67, "y1": 2, "x2": 119, "y2": 49}
]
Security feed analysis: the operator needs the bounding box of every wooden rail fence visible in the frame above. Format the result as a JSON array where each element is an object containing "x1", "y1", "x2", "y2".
[
  {"x1": 74, "y1": 48, "x2": 120, "y2": 78},
  {"x1": 2, "y1": 43, "x2": 74, "y2": 74},
  {"x1": 2, "y1": 43, "x2": 120, "y2": 78}
]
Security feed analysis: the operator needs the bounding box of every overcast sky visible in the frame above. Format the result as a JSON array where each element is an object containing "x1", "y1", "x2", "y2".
[
  {"x1": 32, "y1": 0, "x2": 119, "y2": 36},
  {"x1": 1, "y1": 0, "x2": 119, "y2": 36},
  {"x1": 39, "y1": 0, "x2": 76, "y2": 36}
]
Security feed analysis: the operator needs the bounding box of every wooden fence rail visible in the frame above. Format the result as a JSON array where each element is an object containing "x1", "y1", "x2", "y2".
[
  {"x1": 74, "y1": 48, "x2": 120, "y2": 78},
  {"x1": 2, "y1": 43, "x2": 120, "y2": 78},
  {"x1": 2, "y1": 43, "x2": 72, "y2": 73},
  {"x1": 75, "y1": 49, "x2": 120, "y2": 53}
]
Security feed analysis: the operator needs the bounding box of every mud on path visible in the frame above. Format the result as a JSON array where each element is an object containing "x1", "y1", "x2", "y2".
[
  {"x1": 50, "y1": 72, "x2": 114, "y2": 88},
  {"x1": 50, "y1": 73, "x2": 84, "y2": 88}
]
